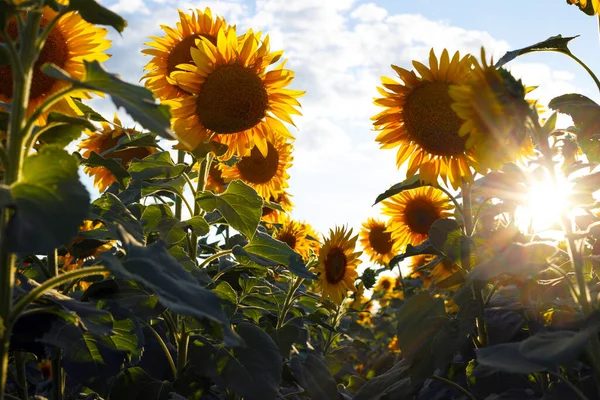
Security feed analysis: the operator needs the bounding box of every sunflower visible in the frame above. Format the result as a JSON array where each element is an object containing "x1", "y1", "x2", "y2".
[
  {"x1": 382, "y1": 186, "x2": 453, "y2": 247},
  {"x1": 62, "y1": 220, "x2": 115, "y2": 272},
  {"x1": 449, "y1": 48, "x2": 535, "y2": 173},
  {"x1": 359, "y1": 218, "x2": 401, "y2": 265},
  {"x1": 273, "y1": 214, "x2": 320, "y2": 260},
  {"x1": 142, "y1": 8, "x2": 233, "y2": 101},
  {"x1": 569, "y1": 0, "x2": 600, "y2": 14},
  {"x1": 78, "y1": 114, "x2": 159, "y2": 192},
  {"x1": 0, "y1": 5, "x2": 110, "y2": 125},
  {"x1": 193, "y1": 160, "x2": 230, "y2": 193},
  {"x1": 388, "y1": 335, "x2": 401, "y2": 352},
  {"x1": 166, "y1": 26, "x2": 304, "y2": 159},
  {"x1": 372, "y1": 49, "x2": 475, "y2": 190},
  {"x1": 262, "y1": 190, "x2": 294, "y2": 223},
  {"x1": 221, "y1": 133, "x2": 292, "y2": 201},
  {"x1": 373, "y1": 275, "x2": 395, "y2": 295},
  {"x1": 313, "y1": 226, "x2": 362, "y2": 304}
]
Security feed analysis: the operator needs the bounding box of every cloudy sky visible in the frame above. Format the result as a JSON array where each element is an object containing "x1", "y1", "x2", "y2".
[{"x1": 89, "y1": 0, "x2": 600, "y2": 243}]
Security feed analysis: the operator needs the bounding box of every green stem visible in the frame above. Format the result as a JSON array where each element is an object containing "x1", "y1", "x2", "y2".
[
  {"x1": 200, "y1": 249, "x2": 233, "y2": 272},
  {"x1": 567, "y1": 52, "x2": 600, "y2": 94},
  {"x1": 143, "y1": 322, "x2": 176, "y2": 380},
  {"x1": 429, "y1": 375, "x2": 476, "y2": 400},
  {"x1": 437, "y1": 185, "x2": 465, "y2": 223},
  {"x1": 174, "y1": 150, "x2": 185, "y2": 220},
  {"x1": 181, "y1": 172, "x2": 197, "y2": 198},
  {"x1": 396, "y1": 263, "x2": 407, "y2": 301},
  {"x1": 9, "y1": 266, "x2": 109, "y2": 324},
  {"x1": 14, "y1": 352, "x2": 27, "y2": 400},
  {"x1": 323, "y1": 304, "x2": 341, "y2": 355},
  {"x1": 190, "y1": 153, "x2": 213, "y2": 262},
  {"x1": 162, "y1": 311, "x2": 180, "y2": 345},
  {"x1": 548, "y1": 371, "x2": 590, "y2": 400},
  {"x1": 51, "y1": 348, "x2": 63, "y2": 400},
  {"x1": 276, "y1": 276, "x2": 304, "y2": 330},
  {"x1": 177, "y1": 322, "x2": 189, "y2": 377}
]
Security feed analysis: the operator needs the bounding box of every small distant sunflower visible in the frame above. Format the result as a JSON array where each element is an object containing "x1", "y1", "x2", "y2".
[
  {"x1": 221, "y1": 134, "x2": 292, "y2": 201},
  {"x1": 262, "y1": 191, "x2": 294, "y2": 223},
  {"x1": 193, "y1": 160, "x2": 230, "y2": 193},
  {"x1": 167, "y1": 27, "x2": 304, "y2": 159},
  {"x1": 142, "y1": 8, "x2": 232, "y2": 100},
  {"x1": 359, "y1": 218, "x2": 401, "y2": 265},
  {"x1": 449, "y1": 48, "x2": 535, "y2": 173},
  {"x1": 0, "y1": 5, "x2": 110, "y2": 124},
  {"x1": 388, "y1": 335, "x2": 401, "y2": 352},
  {"x1": 372, "y1": 49, "x2": 475, "y2": 190},
  {"x1": 273, "y1": 214, "x2": 320, "y2": 260},
  {"x1": 382, "y1": 187, "x2": 453, "y2": 247},
  {"x1": 373, "y1": 275, "x2": 395, "y2": 295},
  {"x1": 313, "y1": 226, "x2": 362, "y2": 304},
  {"x1": 78, "y1": 114, "x2": 159, "y2": 192}
]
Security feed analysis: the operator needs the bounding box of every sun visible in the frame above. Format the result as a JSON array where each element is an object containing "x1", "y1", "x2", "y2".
[{"x1": 515, "y1": 178, "x2": 571, "y2": 235}]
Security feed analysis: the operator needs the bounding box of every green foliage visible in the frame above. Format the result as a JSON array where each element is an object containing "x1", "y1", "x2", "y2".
[
  {"x1": 373, "y1": 174, "x2": 428, "y2": 205},
  {"x1": 495, "y1": 35, "x2": 579, "y2": 67}
]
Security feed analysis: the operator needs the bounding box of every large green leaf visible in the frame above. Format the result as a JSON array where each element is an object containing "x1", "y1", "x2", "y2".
[
  {"x1": 128, "y1": 151, "x2": 186, "y2": 181},
  {"x1": 220, "y1": 322, "x2": 283, "y2": 400},
  {"x1": 469, "y1": 242, "x2": 556, "y2": 280},
  {"x1": 428, "y1": 218, "x2": 467, "y2": 265},
  {"x1": 67, "y1": 0, "x2": 127, "y2": 32},
  {"x1": 373, "y1": 175, "x2": 428, "y2": 205},
  {"x1": 242, "y1": 231, "x2": 316, "y2": 280},
  {"x1": 196, "y1": 180, "x2": 263, "y2": 239},
  {"x1": 8, "y1": 146, "x2": 90, "y2": 253},
  {"x1": 108, "y1": 367, "x2": 172, "y2": 400},
  {"x1": 85, "y1": 151, "x2": 131, "y2": 190},
  {"x1": 42, "y1": 61, "x2": 172, "y2": 138},
  {"x1": 495, "y1": 35, "x2": 578, "y2": 68},
  {"x1": 99, "y1": 228, "x2": 228, "y2": 326},
  {"x1": 90, "y1": 192, "x2": 144, "y2": 243},
  {"x1": 35, "y1": 112, "x2": 96, "y2": 148},
  {"x1": 354, "y1": 360, "x2": 414, "y2": 400},
  {"x1": 290, "y1": 355, "x2": 338, "y2": 400}
]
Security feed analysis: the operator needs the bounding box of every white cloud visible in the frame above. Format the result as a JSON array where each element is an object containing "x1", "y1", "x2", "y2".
[{"x1": 350, "y1": 3, "x2": 388, "y2": 22}]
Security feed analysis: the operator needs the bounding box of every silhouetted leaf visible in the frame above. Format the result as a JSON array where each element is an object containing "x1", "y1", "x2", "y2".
[
  {"x1": 496, "y1": 35, "x2": 578, "y2": 68},
  {"x1": 90, "y1": 192, "x2": 144, "y2": 243},
  {"x1": 354, "y1": 360, "x2": 414, "y2": 400},
  {"x1": 67, "y1": 0, "x2": 127, "y2": 32},
  {"x1": 128, "y1": 152, "x2": 186, "y2": 181},
  {"x1": 85, "y1": 152, "x2": 131, "y2": 190},
  {"x1": 290, "y1": 355, "x2": 338, "y2": 400},
  {"x1": 374, "y1": 175, "x2": 428, "y2": 205},
  {"x1": 36, "y1": 112, "x2": 96, "y2": 148},
  {"x1": 469, "y1": 242, "x2": 556, "y2": 280},
  {"x1": 109, "y1": 367, "x2": 172, "y2": 400}
]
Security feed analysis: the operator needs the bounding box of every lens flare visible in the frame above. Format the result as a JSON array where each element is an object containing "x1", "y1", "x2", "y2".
[{"x1": 515, "y1": 178, "x2": 570, "y2": 236}]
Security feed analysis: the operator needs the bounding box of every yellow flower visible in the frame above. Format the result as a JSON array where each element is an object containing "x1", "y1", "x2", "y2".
[
  {"x1": 0, "y1": 5, "x2": 110, "y2": 125},
  {"x1": 374, "y1": 276, "x2": 395, "y2": 294},
  {"x1": 388, "y1": 335, "x2": 401, "y2": 352},
  {"x1": 262, "y1": 191, "x2": 294, "y2": 223},
  {"x1": 166, "y1": 27, "x2": 304, "y2": 159},
  {"x1": 313, "y1": 226, "x2": 361, "y2": 304},
  {"x1": 142, "y1": 8, "x2": 233, "y2": 101},
  {"x1": 78, "y1": 114, "x2": 159, "y2": 192},
  {"x1": 273, "y1": 214, "x2": 320, "y2": 260},
  {"x1": 449, "y1": 48, "x2": 534, "y2": 173},
  {"x1": 221, "y1": 133, "x2": 292, "y2": 201},
  {"x1": 372, "y1": 49, "x2": 475, "y2": 190},
  {"x1": 569, "y1": 0, "x2": 600, "y2": 14},
  {"x1": 62, "y1": 220, "x2": 115, "y2": 272},
  {"x1": 193, "y1": 161, "x2": 231, "y2": 193},
  {"x1": 359, "y1": 218, "x2": 401, "y2": 265},
  {"x1": 382, "y1": 187, "x2": 453, "y2": 247}
]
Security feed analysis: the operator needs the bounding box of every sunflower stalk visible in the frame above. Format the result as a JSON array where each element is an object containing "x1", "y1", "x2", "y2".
[
  {"x1": 190, "y1": 152, "x2": 213, "y2": 261},
  {"x1": 276, "y1": 275, "x2": 304, "y2": 330},
  {"x1": 462, "y1": 181, "x2": 487, "y2": 347},
  {"x1": 0, "y1": 9, "x2": 43, "y2": 399},
  {"x1": 323, "y1": 304, "x2": 342, "y2": 355},
  {"x1": 174, "y1": 150, "x2": 185, "y2": 220},
  {"x1": 48, "y1": 249, "x2": 63, "y2": 400}
]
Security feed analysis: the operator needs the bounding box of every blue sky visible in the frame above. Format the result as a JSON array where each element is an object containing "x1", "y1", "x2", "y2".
[{"x1": 89, "y1": 0, "x2": 600, "y2": 243}]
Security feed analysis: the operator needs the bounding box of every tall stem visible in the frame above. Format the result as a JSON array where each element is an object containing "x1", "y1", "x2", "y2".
[
  {"x1": 276, "y1": 276, "x2": 304, "y2": 330},
  {"x1": 0, "y1": 10, "x2": 42, "y2": 399},
  {"x1": 174, "y1": 150, "x2": 185, "y2": 220},
  {"x1": 189, "y1": 153, "x2": 213, "y2": 261},
  {"x1": 48, "y1": 250, "x2": 62, "y2": 400}
]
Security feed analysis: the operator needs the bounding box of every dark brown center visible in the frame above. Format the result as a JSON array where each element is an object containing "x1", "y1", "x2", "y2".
[
  {"x1": 404, "y1": 197, "x2": 440, "y2": 235},
  {"x1": 278, "y1": 231, "x2": 297, "y2": 250},
  {"x1": 237, "y1": 142, "x2": 279, "y2": 184},
  {"x1": 368, "y1": 225, "x2": 393, "y2": 255},
  {"x1": 324, "y1": 248, "x2": 347, "y2": 284},
  {"x1": 196, "y1": 63, "x2": 269, "y2": 133}
]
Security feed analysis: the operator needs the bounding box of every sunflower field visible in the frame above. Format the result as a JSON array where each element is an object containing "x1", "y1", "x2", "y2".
[{"x1": 3, "y1": 0, "x2": 600, "y2": 399}]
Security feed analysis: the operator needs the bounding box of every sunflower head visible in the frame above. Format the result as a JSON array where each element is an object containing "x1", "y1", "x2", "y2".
[
  {"x1": 450, "y1": 48, "x2": 535, "y2": 173},
  {"x1": 313, "y1": 226, "x2": 362, "y2": 304},
  {"x1": 142, "y1": 8, "x2": 232, "y2": 100},
  {"x1": 166, "y1": 26, "x2": 304, "y2": 159},
  {"x1": 193, "y1": 160, "x2": 231, "y2": 193},
  {"x1": 568, "y1": 0, "x2": 600, "y2": 15},
  {"x1": 273, "y1": 214, "x2": 320, "y2": 260},
  {"x1": 62, "y1": 220, "x2": 114, "y2": 271},
  {"x1": 372, "y1": 49, "x2": 476, "y2": 190},
  {"x1": 78, "y1": 114, "x2": 159, "y2": 192},
  {"x1": 359, "y1": 218, "x2": 401, "y2": 265},
  {"x1": 382, "y1": 186, "x2": 453, "y2": 248},
  {"x1": 221, "y1": 133, "x2": 293, "y2": 201},
  {"x1": 0, "y1": 5, "x2": 110, "y2": 124}
]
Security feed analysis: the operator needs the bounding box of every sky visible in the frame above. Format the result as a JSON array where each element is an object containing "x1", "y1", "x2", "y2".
[{"x1": 86, "y1": 0, "x2": 600, "y2": 250}]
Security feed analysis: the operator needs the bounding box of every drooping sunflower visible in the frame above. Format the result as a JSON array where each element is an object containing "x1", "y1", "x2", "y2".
[
  {"x1": 0, "y1": 5, "x2": 110, "y2": 125},
  {"x1": 382, "y1": 186, "x2": 453, "y2": 247},
  {"x1": 221, "y1": 133, "x2": 292, "y2": 201},
  {"x1": 449, "y1": 48, "x2": 535, "y2": 173},
  {"x1": 166, "y1": 27, "x2": 304, "y2": 159},
  {"x1": 78, "y1": 114, "x2": 159, "y2": 192},
  {"x1": 142, "y1": 8, "x2": 232, "y2": 101},
  {"x1": 313, "y1": 226, "x2": 362, "y2": 304},
  {"x1": 273, "y1": 214, "x2": 320, "y2": 260},
  {"x1": 359, "y1": 218, "x2": 402, "y2": 265},
  {"x1": 372, "y1": 49, "x2": 475, "y2": 190}
]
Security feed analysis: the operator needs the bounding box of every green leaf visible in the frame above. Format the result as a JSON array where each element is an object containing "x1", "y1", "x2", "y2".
[
  {"x1": 428, "y1": 218, "x2": 468, "y2": 265},
  {"x1": 85, "y1": 151, "x2": 131, "y2": 190},
  {"x1": 128, "y1": 151, "x2": 186, "y2": 181},
  {"x1": 109, "y1": 367, "x2": 172, "y2": 400},
  {"x1": 140, "y1": 176, "x2": 186, "y2": 200},
  {"x1": 469, "y1": 242, "x2": 556, "y2": 280},
  {"x1": 290, "y1": 355, "x2": 338, "y2": 400},
  {"x1": 242, "y1": 231, "x2": 316, "y2": 280},
  {"x1": 82, "y1": 279, "x2": 163, "y2": 319},
  {"x1": 99, "y1": 228, "x2": 228, "y2": 326},
  {"x1": 220, "y1": 322, "x2": 283, "y2": 400},
  {"x1": 373, "y1": 175, "x2": 428, "y2": 205},
  {"x1": 68, "y1": 0, "x2": 127, "y2": 33},
  {"x1": 8, "y1": 146, "x2": 90, "y2": 253},
  {"x1": 35, "y1": 112, "x2": 96, "y2": 148},
  {"x1": 90, "y1": 192, "x2": 144, "y2": 243},
  {"x1": 196, "y1": 180, "x2": 263, "y2": 239},
  {"x1": 495, "y1": 35, "x2": 578, "y2": 68},
  {"x1": 73, "y1": 99, "x2": 109, "y2": 123},
  {"x1": 548, "y1": 93, "x2": 600, "y2": 128},
  {"x1": 354, "y1": 360, "x2": 414, "y2": 400},
  {"x1": 42, "y1": 61, "x2": 173, "y2": 138},
  {"x1": 268, "y1": 324, "x2": 299, "y2": 358}
]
